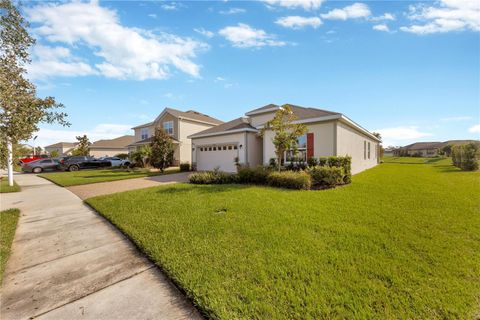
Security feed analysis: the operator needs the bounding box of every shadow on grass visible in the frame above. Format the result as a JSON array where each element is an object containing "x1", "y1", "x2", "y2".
[{"x1": 156, "y1": 184, "x2": 250, "y2": 195}]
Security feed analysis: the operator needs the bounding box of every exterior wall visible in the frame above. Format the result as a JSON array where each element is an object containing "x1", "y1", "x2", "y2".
[
  {"x1": 89, "y1": 148, "x2": 128, "y2": 158},
  {"x1": 246, "y1": 132, "x2": 263, "y2": 167},
  {"x1": 249, "y1": 112, "x2": 276, "y2": 127},
  {"x1": 191, "y1": 132, "x2": 246, "y2": 172},
  {"x1": 336, "y1": 121, "x2": 379, "y2": 174},
  {"x1": 262, "y1": 121, "x2": 336, "y2": 165},
  {"x1": 134, "y1": 124, "x2": 155, "y2": 142},
  {"x1": 178, "y1": 119, "x2": 215, "y2": 164},
  {"x1": 45, "y1": 146, "x2": 74, "y2": 156},
  {"x1": 157, "y1": 113, "x2": 179, "y2": 140}
]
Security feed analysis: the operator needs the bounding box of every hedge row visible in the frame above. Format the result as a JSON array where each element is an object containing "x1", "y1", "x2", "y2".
[
  {"x1": 452, "y1": 142, "x2": 480, "y2": 171},
  {"x1": 189, "y1": 156, "x2": 352, "y2": 190}
]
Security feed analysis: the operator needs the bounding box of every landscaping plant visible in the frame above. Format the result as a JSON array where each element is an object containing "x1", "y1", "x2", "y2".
[
  {"x1": 266, "y1": 170, "x2": 311, "y2": 190},
  {"x1": 150, "y1": 128, "x2": 174, "y2": 172}
]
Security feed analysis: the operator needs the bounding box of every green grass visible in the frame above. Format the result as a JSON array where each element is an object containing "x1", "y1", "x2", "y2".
[
  {"x1": 0, "y1": 209, "x2": 20, "y2": 283},
  {"x1": 87, "y1": 158, "x2": 480, "y2": 319},
  {"x1": 39, "y1": 167, "x2": 180, "y2": 187},
  {"x1": 0, "y1": 179, "x2": 21, "y2": 193},
  {"x1": 382, "y1": 156, "x2": 446, "y2": 164}
]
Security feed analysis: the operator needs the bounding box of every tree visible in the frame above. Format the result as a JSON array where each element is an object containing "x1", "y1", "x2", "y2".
[
  {"x1": 72, "y1": 135, "x2": 90, "y2": 156},
  {"x1": 0, "y1": 142, "x2": 30, "y2": 167},
  {"x1": 150, "y1": 128, "x2": 174, "y2": 172},
  {"x1": 372, "y1": 132, "x2": 384, "y2": 160},
  {"x1": 1, "y1": 0, "x2": 69, "y2": 185},
  {"x1": 439, "y1": 144, "x2": 453, "y2": 157},
  {"x1": 260, "y1": 104, "x2": 307, "y2": 171},
  {"x1": 131, "y1": 145, "x2": 152, "y2": 168},
  {"x1": 49, "y1": 150, "x2": 59, "y2": 158}
]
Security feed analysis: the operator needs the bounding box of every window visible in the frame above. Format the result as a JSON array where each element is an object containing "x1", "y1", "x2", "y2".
[
  {"x1": 228, "y1": 145, "x2": 232, "y2": 150},
  {"x1": 141, "y1": 128, "x2": 149, "y2": 140},
  {"x1": 233, "y1": 145, "x2": 238, "y2": 150},
  {"x1": 208, "y1": 147, "x2": 212, "y2": 151},
  {"x1": 213, "y1": 146, "x2": 217, "y2": 151},
  {"x1": 163, "y1": 121, "x2": 174, "y2": 135},
  {"x1": 368, "y1": 142, "x2": 371, "y2": 159},
  {"x1": 285, "y1": 134, "x2": 307, "y2": 162},
  {"x1": 200, "y1": 147, "x2": 203, "y2": 152},
  {"x1": 223, "y1": 146, "x2": 227, "y2": 150},
  {"x1": 40, "y1": 160, "x2": 51, "y2": 164},
  {"x1": 364, "y1": 141, "x2": 366, "y2": 160}
]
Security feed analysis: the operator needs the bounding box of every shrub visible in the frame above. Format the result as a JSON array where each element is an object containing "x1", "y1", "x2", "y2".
[
  {"x1": 180, "y1": 162, "x2": 190, "y2": 172},
  {"x1": 452, "y1": 142, "x2": 479, "y2": 171},
  {"x1": 307, "y1": 157, "x2": 318, "y2": 167},
  {"x1": 318, "y1": 157, "x2": 328, "y2": 166},
  {"x1": 267, "y1": 171, "x2": 311, "y2": 190},
  {"x1": 308, "y1": 166, "x2": 344, "y2": 188},
  {"x1": 189, "y1": 169, "x2": 236, "y2": 184},
  {"x1": 237, "y1": 166, "x2": 270, "y2": 184}
]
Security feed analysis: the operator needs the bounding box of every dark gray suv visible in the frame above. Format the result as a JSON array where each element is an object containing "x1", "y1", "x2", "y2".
[{"x1": 22, "y1": 159, "x2": 61, "y2": 173}]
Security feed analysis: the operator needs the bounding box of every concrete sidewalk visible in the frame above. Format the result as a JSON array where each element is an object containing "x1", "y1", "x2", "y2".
[
  {"x1": 67, "y1": 171, "x2": 190, "y2": 200},
  {"x1": 0, "y1": 173, "x2": 202, "y2": 320}
]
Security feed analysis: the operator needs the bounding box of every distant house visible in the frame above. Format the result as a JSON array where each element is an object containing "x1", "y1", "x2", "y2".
[
  {"x1": 189, "y1": 104, "x2": 381, "y2": 174},
  {"x1": 44, "y1": 142, "x2": 78, "y2": 156},
  {"x1": 89, "y1": 135, "x2": 134, "y2": 157},
  {"x1": 128, "y1": 108, "x2": 223, "y2": 165},
  {"x1": 396, "y1": 140, "x2": 478, "y2": 157}
]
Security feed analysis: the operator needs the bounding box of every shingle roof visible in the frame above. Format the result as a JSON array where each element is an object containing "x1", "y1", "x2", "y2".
[
  {"x1": 164, "y1": 108, "x2": 223, "y2": 125},
  {"x1": 90, "y1": 135, "x2": 134, "y2": 149},
  {"x1": 132, "y1": 121, "x2": 154, "y2": 129},
  {"x1": 402, "y1": 142, "x2": 442, "y2": 150},
  {"x1": 288, "y1": 104, "x2": 340, "y2": 120},
  {"x1": 438, "y1": 140, "x2": 479, "y2": 147},
  {"x1": 189, "y1": 117, "x2": 256, "y2": 138},
  {"x1": 127, "y1": 136, "x2": 179, "y2": 147},
  {"x1": 45, "y1": 142, "x2": 77, "y2": 148},
  {"x1": 245, "y1": 104, "x2": 280, "y2": 114}
]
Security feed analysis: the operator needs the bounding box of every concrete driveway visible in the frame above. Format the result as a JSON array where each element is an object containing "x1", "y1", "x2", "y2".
[
  {"x1": 0, "y1": 173, "x2": 201, "y2": 320},
  {"x1": 67, "y1": 171, "x2": 190, "y2": 200}
]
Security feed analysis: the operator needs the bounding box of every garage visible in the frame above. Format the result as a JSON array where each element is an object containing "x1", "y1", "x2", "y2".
[{"x1": 196, "y1": 144, "x2": 238, "y2": 172}]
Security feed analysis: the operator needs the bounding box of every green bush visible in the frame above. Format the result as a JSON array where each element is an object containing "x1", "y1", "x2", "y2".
[
  {"x1": 189, "y1": 169, "x2": 236, "y2": 184},
  {"x1": 179, "y1": 162, "x2": 190, "y2": 172},
  {"x1": 237, "y1": 166, "x2": 270, "y2": 184},
  {"x1": 308, "y1": 166, "x2": 344, "y2": 188},
  {"x1": 452, "y1": 143, "x2": 479, "y2": 171},
  {"x1": 266, "y1": 171, "x2": 311, "y2": 190},
  {"x1": 318, "y1": 157, "x2": 328, "y2": 166},
  {"x1": 307, "y1": 157, "x2": 318, "y2": 167}
]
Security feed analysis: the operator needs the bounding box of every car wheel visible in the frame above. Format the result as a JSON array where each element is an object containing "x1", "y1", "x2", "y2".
[
  {"x1": 123, "y1": 162, "x2": 130, "y2": 168},
  {"x1": 33, "y1": 167, "x2": 43, "y2": 174},
  {"x1": 69, "y1": 165, "x2": 80, "y2": 172}
]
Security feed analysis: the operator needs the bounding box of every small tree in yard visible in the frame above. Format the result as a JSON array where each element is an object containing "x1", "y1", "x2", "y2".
[
  {"x1": 49, "y1": 150, "x2": 59, "y2": 158},
  {"x1": 131, "y1": 145, "x2": 152, "y2": 168},
  {"x1": 372, "y1": 132, "x2": 384, "y2": 160},
  {"x1": 1, "y1": 0, "x2": 69, "y2": 186},
  {"x1": 260, "y1": 104, "x2": 307, "y2": 171},
  {"x1": 72, "y1": 135, "x2": 91, "y2": 156},
  {"x1": 150, "y1": 128, "x2": 174, "y2": 172}
]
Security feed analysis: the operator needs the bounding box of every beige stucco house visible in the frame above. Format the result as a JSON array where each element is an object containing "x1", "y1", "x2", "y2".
[
  {"x1": 128, "y1": 108, "x2": 223, "y2": 165},
  {"x1": 44, "y1": 142, "x2": 78, "y2": 156},
  {"x1": 89, "y1": 135, "x2": 134, "y2": 157},
  {"x1": 189, "y1": 104, "x2": 381, "y2": 174}
]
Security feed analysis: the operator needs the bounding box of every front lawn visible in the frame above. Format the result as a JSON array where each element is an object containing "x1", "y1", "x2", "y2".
[
  {"x1": 39, "y1": 167, "x2": 180, "y2": 187},
  {"x1": 0, "y1": 178, "x2": 21, "y2": 193},
  {"x1": 87, "y1": 158, "x2": 480, "y2": 319},
  {"x1": 0, "y1": 209, "x2": 20, "y2": 283}
]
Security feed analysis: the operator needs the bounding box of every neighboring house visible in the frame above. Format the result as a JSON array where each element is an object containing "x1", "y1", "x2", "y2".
[
  {"x1": 89, "y1": 135, "x2": 134, "y2": 157},
  {"x1": 44, "y1": 142, "x2": 78, "y2": 156},
  {"x1": 189, "y1": 104, "x2": 381, "y2": 174},
  {"x1": 396, "y1": 140, "x2": 478, "y2": 157},
  {"x1": 128, "y1": 108, "x2": 224, "y2": 165}
]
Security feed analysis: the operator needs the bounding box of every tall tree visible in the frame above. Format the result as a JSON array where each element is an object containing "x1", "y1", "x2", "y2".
[
  {"x1": 372, "y1": 132, "x2": 384, "y2": 160},
  {"x1": 0, "y1": 0, "x2": 69, "y2": 185},
  {"x1": 260, "y1": 104, "x2": 307, "y2": 171},
  {"x1": 150, "y1": 128, "x2": 174, "y2": 172},
  {"x1": 72, "y1": 135, "x2": 91, "y2": 156}
]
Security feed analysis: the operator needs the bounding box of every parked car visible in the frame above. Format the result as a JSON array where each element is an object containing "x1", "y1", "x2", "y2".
[
  {"x1": 60, "y1": 156, "x2": 112, "y2": 172},
  {"x1": 22, "y1": 158, "x2": 61, "y2": 173},
  {"x1": 99, "y1": 157, "x2": 131, "y2": 168}
]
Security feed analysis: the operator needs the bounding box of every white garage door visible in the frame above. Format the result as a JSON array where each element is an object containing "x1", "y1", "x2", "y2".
[{"x1": 197, "y1": 145, "x2": 238, "y2": 172}]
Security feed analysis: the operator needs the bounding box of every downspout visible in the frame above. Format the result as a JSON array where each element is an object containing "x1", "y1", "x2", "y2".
[
  {"x1": 333, "y1": 121, "x2": 338, "y2": 156},
  {"x1": 244, "y1": 131, "x2": 248, "y2": 166}
]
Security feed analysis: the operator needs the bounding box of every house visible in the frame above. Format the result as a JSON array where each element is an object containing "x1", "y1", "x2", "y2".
[
  {"x1": 44, "y1": 142, "x2": 78, "y2": 156},
  {"x1": 89, "y1": 135, "x2": 134, "y2": 157},
  {"x1": 396, "y1": 140, "x2": 478, "y2": 157},
  {"x1": 189, "y1": 104, "x2": 381, "y2": 174},
  {"x1": 128, "y1": 108, "x2": 224, "y2": 165}
]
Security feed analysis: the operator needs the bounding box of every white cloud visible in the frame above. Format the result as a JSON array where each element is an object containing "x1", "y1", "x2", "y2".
[
  {"x1": 321, "y1": 3, "x2": 371, "y2": 20},
  {"x1": 219, "y1": 8, "x2": 246, "y2": 15},
  {"x1": 215, "y1": 76, "x2": 226, "y2": 82},
  {"x1": 219, "y1": 23, "x2": 286, "y2": 48},
  {"x1": 263, "y1": 0, "x2": 324, "y2": 10},
  {"x1": 275, "y1": 16, "x2": 322, "y2": 29},
  {"x1": 370, "y1": 13, "x2": 395, "y2": 22},
  {"x1": 161, "y1": 2, "x2": 180, "y2": 11},
  {"x1": 373, "y1": 24, "x2": 390, "y2": 32},
  {"x1": 400, "y1": 0, "x2": 480, "y2": 34},
  {"x1": 375, "y1": 126, "x2": 433, "y2": 146},
  {"x1": 469, "y1": 124, "x2": 480, "y2": 133},
  {"x1": 25, "y1": 1, "x2": 207, "y2": 80},
  {"x1": 194, "y1": 28, "x2": 214, "y2": 38},
  {"x1": 30, "y1": 124, "x2": 133, "y2": 148},
  {"x1": 148, "y1": 13, "x2": 157, "y2": 18},
  {"x1": 440, "y1": 116, "x2": 473, "y2": 122}
]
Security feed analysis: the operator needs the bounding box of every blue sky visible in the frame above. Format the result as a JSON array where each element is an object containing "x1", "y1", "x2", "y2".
[{"x1": 22, "y1": 0, "x2": 479, "y2": 147}]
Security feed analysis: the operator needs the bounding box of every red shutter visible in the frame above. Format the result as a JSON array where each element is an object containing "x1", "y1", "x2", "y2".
[{"x1": 307, "y1": 133, "x2": 314, "y2": 159}]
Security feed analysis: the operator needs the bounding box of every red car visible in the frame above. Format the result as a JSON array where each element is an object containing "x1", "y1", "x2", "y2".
[{"x1": 19, "y1": 155, "x2": 47, "y2": 165}]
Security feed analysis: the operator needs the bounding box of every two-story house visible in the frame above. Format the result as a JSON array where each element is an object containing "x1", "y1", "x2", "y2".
[{"x1": 128, "y1": 108, "x2": 223, "y2": 165}]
